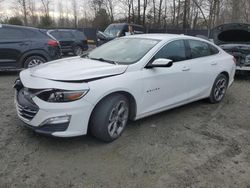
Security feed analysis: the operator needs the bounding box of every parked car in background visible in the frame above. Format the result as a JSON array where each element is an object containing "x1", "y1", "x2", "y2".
[
  {"x1": 210, "y1": 23, "x2": 250, "y2": 71},
  {"x1": 14, "y1": 34, "x2": 236, "y2": 142},
  {"x1": 0, "y1": 24, "x2": 61, "y2": 70},
  {"x1": 48, "y1": 29, "x2": 88, "y2": 56},
  {"x1": 97, "y1": 23, "x2": 145, "y2": 46}
]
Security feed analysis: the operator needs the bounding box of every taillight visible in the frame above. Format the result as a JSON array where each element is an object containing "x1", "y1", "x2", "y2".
[{"x1": 48, "y1": 40, "x2": 59, "y2": 47}]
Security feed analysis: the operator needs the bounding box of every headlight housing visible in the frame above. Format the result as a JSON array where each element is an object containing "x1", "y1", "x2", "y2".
[{"x1": 37, "y1": 89, "x2": 89, "y2": 103}]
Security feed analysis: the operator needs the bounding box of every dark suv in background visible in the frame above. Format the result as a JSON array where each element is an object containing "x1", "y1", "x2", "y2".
[
  {"x1": 48, "y1": 29, "x2": 88, "y2": 56},
  {"x1": 0, "y1": 24, "x2": 61, "y2": 69}
]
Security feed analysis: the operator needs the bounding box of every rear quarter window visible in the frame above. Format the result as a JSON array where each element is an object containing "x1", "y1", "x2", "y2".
[
  {"x1": 74, "y1": 31, "x2": 86, "y2": 39},
  {"x1": 209, "y1": 44, "x2": 220, "y2": 55},
  {"x1": 60, "y1": 31, "x2": 74, "y2": 39},
  {"x1": 49, "y1": 31, "x2": 61, "y2": 39}
]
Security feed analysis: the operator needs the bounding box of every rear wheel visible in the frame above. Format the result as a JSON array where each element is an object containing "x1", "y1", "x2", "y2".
[
  {"x1": 209, "y1": 74, "x2": 229, "y2": 103},
  {"x1": 73, "y1": 46, "x2": 83, "y2": 56},
  {"x1": 90, "y1": 94, "x2": 129, "y2": 142},
  {"x1": 23, "y1": 56, "x2": 46, "y2": 68}
]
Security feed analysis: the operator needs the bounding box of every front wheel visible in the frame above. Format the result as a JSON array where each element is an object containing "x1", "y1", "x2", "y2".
[
  {"x1": 209, "y1": 74, "x2": 229, "y2": 103},
  {"x1": 90, "y1": 94, "x2": 129, "y2": 142}
]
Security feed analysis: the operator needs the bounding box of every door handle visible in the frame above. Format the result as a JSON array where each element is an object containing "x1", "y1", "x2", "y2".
[
  {"x1": 211, "y1": 62, "x2": 218, "y2": 66},
  {"x1": 182, "y1": 67, "x2": 190, "y2": 71}
]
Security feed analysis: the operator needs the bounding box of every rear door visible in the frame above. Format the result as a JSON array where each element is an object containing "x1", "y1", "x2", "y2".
[
  {"x1": 0, "y1": 26, "x2": 30, "y2": 68},
  {"x1": 185, "y1": 39, "x2": 220, "y2": 99}
]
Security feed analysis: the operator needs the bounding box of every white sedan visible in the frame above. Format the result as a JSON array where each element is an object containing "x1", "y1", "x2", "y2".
[{"x1": 14, "y1": 34, "x2": 236, "y2": 142}]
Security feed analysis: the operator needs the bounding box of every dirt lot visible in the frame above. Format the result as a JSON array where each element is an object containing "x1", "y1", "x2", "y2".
[{"x1": 0, "y1": 72, "x2": 250, "y2": 188}]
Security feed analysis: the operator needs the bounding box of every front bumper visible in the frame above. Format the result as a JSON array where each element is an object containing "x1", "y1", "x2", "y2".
[{"x1": 14, "y1": 85, "x2": 93, "y2": 137}]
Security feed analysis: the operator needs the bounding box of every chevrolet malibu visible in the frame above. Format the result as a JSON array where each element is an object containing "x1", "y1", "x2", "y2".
[{"x1": 14, "y1": 34, "x2": 236, "y2": 142}]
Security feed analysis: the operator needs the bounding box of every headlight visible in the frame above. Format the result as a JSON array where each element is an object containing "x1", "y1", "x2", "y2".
[{"x1": 37, "y1": 89, "x2": 89, "y2": 102}]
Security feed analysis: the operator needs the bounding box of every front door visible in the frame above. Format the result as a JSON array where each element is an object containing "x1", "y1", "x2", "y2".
[{"x1": 140, "y1": 40, "x2": 192, "y2": 116}]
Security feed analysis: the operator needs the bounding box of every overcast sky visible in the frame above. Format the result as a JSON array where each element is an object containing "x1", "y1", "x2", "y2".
[
  {"x1": 0, "y1": 0, "x2": 82, "y2": 18},
  {"x1": 0, "y1": 0, "x2": 128, "y2": 20}
]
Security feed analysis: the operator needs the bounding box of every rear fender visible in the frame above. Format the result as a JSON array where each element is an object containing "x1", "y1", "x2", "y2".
[{"x1": 18, "y1": 50, "x2": 50, "y2": 68}]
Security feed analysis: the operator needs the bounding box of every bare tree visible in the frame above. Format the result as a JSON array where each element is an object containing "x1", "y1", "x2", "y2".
[
  {"x1": 71, "y1": 0, "x2": 78, "y2": 28},
  {"x1": 242, "y1": 0, "x2": 250, "y2": 22},
  {"x1": 104, "y1": 0, "x2": 115, "y2": 22},
  {"x1": 28, "y1": 0, "x2": 38, "y2": 26},
  {"x1": 40, "y1": 0, "x2": 50, "y2": 16},
  {"x1": 137, "y1": 0, "x2": 141, "y2": 24},
  {"x1": 142, "y1": 0, "x2": 148, "y2": 26},
  {"x1": 231, "y1": 0, "x2": 240, "y2": 22},
  {"x1": 152, "y1": 0, "x2": 156, "y2": 25},
  {"x1": 158, "y1": 0, "x2": 164, "y2": 26},
  {"x1": 16, "y1": 0, "x2": 28, "y2": 25},
  {"x1": 172, "y1": 0, "x2": 176, "y2": 26}
]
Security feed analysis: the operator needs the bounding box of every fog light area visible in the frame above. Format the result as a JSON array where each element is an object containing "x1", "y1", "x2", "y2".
[{"x1": 39, "y1": 115, "x2": 71, "y2": 126}]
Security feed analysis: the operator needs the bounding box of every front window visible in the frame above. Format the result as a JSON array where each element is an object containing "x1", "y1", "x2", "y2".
[
  {"x1": 154, "y1": 40, "x2": 187, "y2": 62},
  {"x1": 86, "y1": 38, "x2": 159, "y2": 64},
  {"x1": 104, "y1": 25, "x2": 124, "y2": 37}
]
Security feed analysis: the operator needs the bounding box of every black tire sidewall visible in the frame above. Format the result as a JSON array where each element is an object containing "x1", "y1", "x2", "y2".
[
  {"x1": 90, "y1": 94, "x2": 129, "y2": 142},
  {"x1": 24, "y1": 56, "x2": 46, "y2": 68},
  {"x1": 73, "y1": 46, "x2": 83, "y2": 56},
  {"x1": 209, "y1": 74, "x2": 228, "y2": 103}
]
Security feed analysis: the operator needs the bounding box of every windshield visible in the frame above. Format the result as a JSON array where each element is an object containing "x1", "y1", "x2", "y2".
[
  {"x1": 104, "y1": 25, "x2": 124, "y2": 37},
  {"x1": 87, "y1": 38, "x2": 159, "y2": 64}
]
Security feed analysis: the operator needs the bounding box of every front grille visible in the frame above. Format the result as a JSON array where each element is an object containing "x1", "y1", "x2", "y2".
[
  {"x1": 15, "y1": 86, "x2": 39, "y2": 121},
  {"x1": 16, "y1": 103, "x2": 38, "y2": 121}
]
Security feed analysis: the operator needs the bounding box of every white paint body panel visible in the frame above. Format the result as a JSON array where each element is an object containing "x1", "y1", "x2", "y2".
[{"x1": 16, "y1": 34, "x2": 236, "y2": 137}]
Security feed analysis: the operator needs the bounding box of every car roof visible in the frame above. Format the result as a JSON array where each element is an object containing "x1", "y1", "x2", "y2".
[
  {"x1": 48, "y1": 29, "x2": 80, "y2": 32},
  {"x1": 1, "y1": 24, "x2": 39, "y2": 30},
  {"x1": 124, "y1": 33, "x2": 209, "y2": 42},
  {"x1": 109, "y1": 23, "x2": 144, "y2": 28}
]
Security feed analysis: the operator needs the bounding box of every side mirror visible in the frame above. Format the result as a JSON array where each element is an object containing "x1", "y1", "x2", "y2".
[{"x1": 146, "y1": 58, "x2": 173, "y2": 69}]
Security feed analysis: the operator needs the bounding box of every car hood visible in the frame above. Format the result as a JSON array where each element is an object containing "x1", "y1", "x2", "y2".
[
  {"x1": 29, "y1": 57, "x2": 128, "y2": 82},
  {"x1": 210, "y1": 23, "x2": 250, "y2": 45}
]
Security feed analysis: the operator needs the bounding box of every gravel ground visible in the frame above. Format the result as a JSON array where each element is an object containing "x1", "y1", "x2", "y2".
[{"x1": 0, "y1": 72, "x2": 250, "y2": 188}]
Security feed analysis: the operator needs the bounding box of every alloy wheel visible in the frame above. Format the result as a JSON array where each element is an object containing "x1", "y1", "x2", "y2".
[
  {"x1": 108, "y1": 100, "x2": 129, "y2": 138},
  {"x1": 27, "y1": 59, "x2": 44, "y2": 68},
  {"x1": 214, "y1": 77, "x2": 227, "y2": 101}
]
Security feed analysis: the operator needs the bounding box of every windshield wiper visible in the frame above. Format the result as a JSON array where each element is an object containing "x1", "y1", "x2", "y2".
[{"x1": 90, "y1": 57, "x2": 118, "y2": 65}]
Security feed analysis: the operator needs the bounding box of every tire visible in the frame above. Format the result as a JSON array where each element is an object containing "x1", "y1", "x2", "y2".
[
  {"x1": 209, "y1": 74, "x2": 229, "y2": 103},
  {"x1": 23, "y1": 56, "x2": 46, "y2": 68},
  {"x1": 73, "y1": 46, "x2": 83, "y2": 56},
  {"x1": 90, "y1": 94, "x2": 130, "y2": 142},
  {"x1": 62, "y1": 52, "x2": 69, "y2": 56}
]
